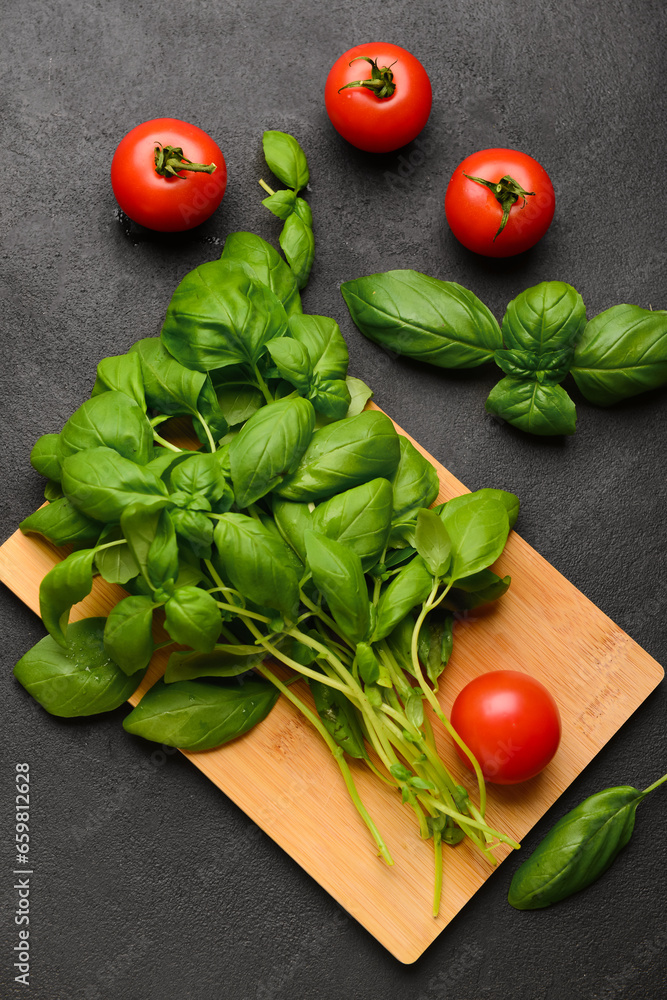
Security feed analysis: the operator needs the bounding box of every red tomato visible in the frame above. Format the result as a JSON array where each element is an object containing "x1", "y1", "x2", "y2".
[
  {"x1": 450, "y1": 670, "x2": 561, "y2": 785},
  {"x1": 445, "y1": 149, "x2": 555, "y2": 257},
  {"x1": 324, "y1": 44, "x2": 432, "y2": 153},
  {"x1": 111, "y1": 118, "x2": 227, "y2": 232}
]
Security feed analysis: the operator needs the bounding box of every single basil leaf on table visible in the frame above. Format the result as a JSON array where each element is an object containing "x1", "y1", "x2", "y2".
[
  {"x1": 508, "y1": 780, "x2": 667, "y2": 909},
  {"x1": 494, "y1": 347, "x2": 573, "y2": 384},
  {"x1": 61, "y1": 447, "x2": 171, "y2": 522},
  {"x1": 261, "y1": 188, "x2": 297, "y2": 219},
  {"x1": 39, "y1": 547, "x2": 97, "y2": 647},
  {"x1": 94, "y1": 524, "x2": 139, "y2": 584},
  {"x1": 103, "y1": 595, "x2": 156, "y2": 675},
  {"x1": 229, "y1": 397, "x2": 315, "y2": 508},
  {"x1": 20, "y1": 497, "x2": 100, "y2": 549},
  {"x1": 219, "y1": 231, "x2": 302, "y2": 318},
  {"x1": 58, "y1": 391, "x2": 154, "y2": 466},
  {"x1": 501, "y1": 281, "x2": 586, "y2": 355},
  {"x1": 14, "y1": 617, "x2": 145, "y2": 716},
  {"x1": 279, "y1": 213, "x2": 315, "y2": 291},
  {"x1": 440, "y1": 496, "x2": 509, "y2": 581},
  {"x1": 308, "y1": 377, "x2": 351, "y2": 420},
  {"x1": 437, "y1": 488, "x2": 520, "y2": 531},
  {"x1": 414, "y1": 508, "x2": 452, "y2": 578},
  {"x1": 164, "y1": 646, "x2": 265, "y2": 683},
  {"x1": 309, "y1": 678, "x2": 368, "y2": 759},
  {"x1": 262, "y1": 130, "x2": 309, "y2": 191},
  {"x1": 275, "y1": 409, "x2": 401, "y2": 501},
  {"x1": 130, "y1": 337, "x2": 206, "y2": 416},
  {"x1": 30, "y1": 433, "x2": 62, "y2": 481},
  {"x1": 161, "y1": 259, "x2": 289, "y2": 372},
  {"x1": 123, "y1": 677, "x2": 279, "y2": 751},
  {"x1": 304, "y1": 530, "x2": 372, "y2": 645},
  {"x1": 373, "y1": 555, "x2": 434, "y2": 642},
  {"x1": 341, "y1": 269, "x2": 502, "y2": 368},
  {"x1": 164, "y1": 586, "x2": 222, "y2": 653},
  {"x1": 486, "y1": 376, "x2": 577, "y2": 436},
  {"x1": 389, "y1": 436, "x2": 440, "y2": 524},
  {"x1": 91, "y1": 351, "x2": 146, "y2": 410},
  {"x1": 312, "y1": 477, "x2": 393, "y2": 571},
  {"x1": 214, "y1": 513, "x2": 300, "y2": 618},
  {"x1": 288, "y1": 314, "x2": 349, "y2": 380},
  {"x1": 266, "y1": 337, "x2": 313, "y2": 392},
  {"x1": 570, "y1": 305, "x2": 667, "y2": 405}
]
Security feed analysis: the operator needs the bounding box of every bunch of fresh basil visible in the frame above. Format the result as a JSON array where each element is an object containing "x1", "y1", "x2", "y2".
[
  {"x1": 13, "y1": 137, "x2": 521, "y2": 913},
  {"x1": 341, "y1": 271, "x2": 667, "y2": 435}
]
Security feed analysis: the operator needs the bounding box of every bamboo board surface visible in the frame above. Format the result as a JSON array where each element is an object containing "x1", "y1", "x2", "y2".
[{"x1": 1, "y1": 405, "x2": 663, "y2": 963}]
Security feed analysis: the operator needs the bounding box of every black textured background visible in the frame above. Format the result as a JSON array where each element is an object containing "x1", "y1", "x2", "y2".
[{"x1": 2, "y1": 1, "x2": 666, "y2": 997}]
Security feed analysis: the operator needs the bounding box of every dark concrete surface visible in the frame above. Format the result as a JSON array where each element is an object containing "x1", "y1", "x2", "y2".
[{"x1": 2, "y1": 1, "x2": 666, "y2": 997}]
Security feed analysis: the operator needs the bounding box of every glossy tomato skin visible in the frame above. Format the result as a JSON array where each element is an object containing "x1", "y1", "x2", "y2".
[
  {"x1": 445, "y1": 149, "x2": 555, "y2": 257},
  {"x1": 325, "y1": 44, "x2": 432, "y2": 153},
  {"x1": 111, "y1": 118, "x2": 227, "y2": 232},
  {"x1": 450, "y1": 670, "x2": 561, "y2": 785}
]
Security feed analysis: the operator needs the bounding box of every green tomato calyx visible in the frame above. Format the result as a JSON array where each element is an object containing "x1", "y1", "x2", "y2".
[
  {"x1": 153, "y1": 143, "x2": 217, "y2": 179},
  {"x1": 463, "y1": 172, "x2": 535, "y2": 241},
  {"x1": 338, "y1": 57, "x2": 397, "y2": 99}
]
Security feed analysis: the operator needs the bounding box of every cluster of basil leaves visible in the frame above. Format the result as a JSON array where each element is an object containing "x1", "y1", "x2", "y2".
[
  {"x1": 341, "y1": 271, "x2": 667, "y2": 436},
  {"x1": 13, "y1": 137, "x2": 523, "y2": 903},
  {"x1": 259, "y1": 130, "x2": 314, "y2": 290}
]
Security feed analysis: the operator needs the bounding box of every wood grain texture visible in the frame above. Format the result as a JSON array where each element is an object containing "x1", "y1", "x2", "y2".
[{"x1": 1, "y1": 406, "x2": 663, "y2": 963}]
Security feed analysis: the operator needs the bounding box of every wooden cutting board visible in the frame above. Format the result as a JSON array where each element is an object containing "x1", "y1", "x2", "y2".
[{"x1": 1, "y1": 406, "x2": 663, "y2": 963}]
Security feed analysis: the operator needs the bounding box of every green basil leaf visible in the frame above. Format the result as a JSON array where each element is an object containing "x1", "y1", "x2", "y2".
[
  {"x1": 43, "y1": 480, "x2": 63, "y2": 501},
  {"x1": 91, "y1": 351, "x2": 146, "y2": 409},
  {"x1": 30, "y1": 434, "x2": 62, "y2": 481},
  {"x1": 169, "y1": 451, "x2": 230, "y2": 503},
  {"x1": 121, "y1": 505, "x2": 179, "y2": 593},
  {"x1": 59, "y1": 392, "x2": 153, "y2": 466},
  {"x1": 214, "y1": 513, "x2": 300, "y2": 618},
  {"x1": 486, "y1": 376, "x2": 577, "y2": 436},
  {"x1": 293, "y1": 198, "x2": 313, "y2": 227},
  {"x1": 276, "y1": 409, "x2": 401, "y2": 501},
  {"x1": 14, "y1": 617, "x2": 144, "y2": 716},
  {"x1": 309, "y1": 678, "x2": 368, "y2": 759},
  {"x1": 262, "y1": 130, "x2": 309, "y2": 191},
  {"x1": 61, "y1": 447, "x2": 171, "y2": 522},
  {"x1": 374, "y1": 555, "x2": 433, "y2": 642},
  {"x1": 502, "y1": 282, "x2": 586, "y2": 355},
  {"x1": 571, "y1": 305, "x2": 667, "y2": 405},
  {"x1": 288, "y1": 314, "x2": 349, "y2": 379},
  {"x1": 441, "y1": 496, "x2": 509, "y2": 580},
  {"x1": 161, "y1": 259, "x2": 289, "y2": 372},
  {"x1": 216, "y1": 381, "x2": 264, "y2": 426},
  {"x1": 123, "y1": 677, "x2": 279, "y2": 751},
  {"x1": 341, "y1": 270, "x2": 502, "y2": 368},
  {"x1": 312, "y1": 478, "x2": 393, "y2": 571},
  {"x1": 417, "y1": 612, "x2": 454, "y2": 686},
  {"x1": 219, "y1": 231, "x2": 302, "y2": 318},
  {"x1": 414, "y1": 508, "x2": 452, "y2": 578},
  {"x1": 193, "y1": 375, "x2": 229, "y2": 449},
  {"x1": 130, "y1": 337, "x2": 206, "y2": 416},
  {"x1": 94, "y1": 524, "x2": 139, "y2": 584},
  {"x1": 266, "y1": 338, "x2": 313, "y2": 392},
  {"x1": 39, "y1": 548, "x2": 96, "y2": 646},
  {"x1": 272, "y1": 497, "x2": 313, "y2": 563},
  {"x1": 20, "y1": 498, "x2": 100, "y2": 549},
  {"x1": 304, "y1": 530, "x2": 371, "y2": 645},
  {"x1": 279, "y1": 213, "x2": 314, "y2": 290},
  {"x1": 229, "y1": 397, "x2": 315, "y2": 507},
  {"x1": 164, "y1": 586, "x2": 222, "y2": 653},
  {"x1": 164, "y1": 646, "x2": 265, "y2": 683},
  {"x1": 450, "y1": 572, "x2": 511, "y2": 610},
  {"x1": 406, "y1": 690, "x2": 425, "y2": 729},
  {"x1": 494, "y1": 347, "x2": 573, "y2": 384},
  {"x1": 438, "y1": 488, "x2": 520, "y2": 531},
  {"x1": 508, "y1": 785, "x2": 644, "y2": 909},
  {"x1": 261, "y1": 188, "x2": 297, "y2": 219},
  {"x1": 170, "y1": 508, "x2": 214, "y2": 559},
  {"x1": 355, "y1": 642, "x2": 380, "y2": 685},
  {"x1": 390, "y1": 436, "x2": 440, "y2": 524},
  {"x1": 344, "y1": 376, "x2": 373, "y2": 417},
  {"x1": 308, "y1": 378, "x2": 351, "y2": 420},
  {"x1": 103, "y1": 595, "x2": 156, "y2": 675}
]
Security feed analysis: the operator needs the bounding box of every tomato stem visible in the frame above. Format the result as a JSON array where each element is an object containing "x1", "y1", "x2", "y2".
[
  {"x1": 153, "y1": 143, "x2": 217, "y2": 178},
  {"x1": 337, "y1": 56, "x2": 397, "y2": 99},
  {"x1": 463, "y1": 172, "x2": 535, "y2": 240}
]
